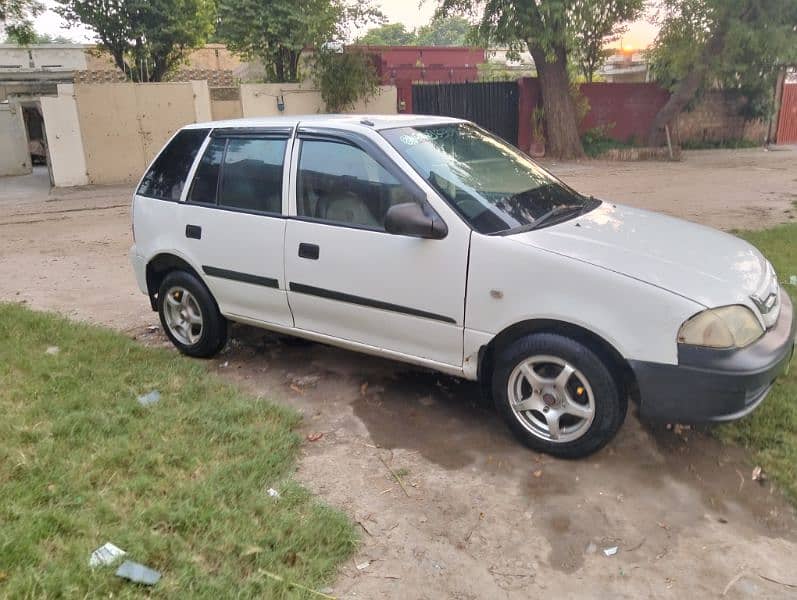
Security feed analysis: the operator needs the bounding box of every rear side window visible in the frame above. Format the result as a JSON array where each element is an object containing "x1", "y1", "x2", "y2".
[
  {"x1": 188, "y1": 137, "x2": 225, "y2": 204},
  {"x1": 187, "y1": 135, "x2": 287, "y2": 214},
  {"x1": 137, "y1": 129, "x2": 209, "y2": 200}
]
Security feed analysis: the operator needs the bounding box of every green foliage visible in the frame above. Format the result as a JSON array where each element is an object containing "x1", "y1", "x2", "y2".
[
  {"x1": 55, "y1": 0, "x2": 216, "y2": 82},
  {"x1": 648, "y1": 0, "x2": 797, "y2": 119},
  {"x1": 356, "y1": 16, "x2": 473, "y2": 47},
  {"x1": 0, "y1": 0, "x2": 43, "y2": 44},
  {"x1": 2, "y1": 29, "x2": 76, "y2": 43},
  {"x1": 313, "y1": 48, "x2": 379, "y2": 112},
  {"x1": 569, "y1": 1, "x2": 643, "y2": 82},
  {"x1": 580, "y1": 124, "x2": 633, "y2": 156},
  {"x1": 357, "y1": 22, "x2": 415, "y2": 45},
  {"x1": 416, "y1": 15, "x2": 472, "y2": 46},
  {"x1": 717, "y1": 223, "x2": 797, "y2": 505},
  {"x1": 218, "y1": 0, "x2": 380, "y2": 83},
  {"x1": 0, "y1": 303, "x2": 357, "y2": 597}
]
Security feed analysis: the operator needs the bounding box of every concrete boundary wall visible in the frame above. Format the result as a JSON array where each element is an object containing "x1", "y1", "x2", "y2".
[
  {"x1": 40, "y1": 84, "x2": 88, "y2": 186},
  {"x1": 0, "y1": 101, "x2": 31, "y2": 176},
  {"x1": 64, "y1": 81, "x2": 212, "y2": 185},
  {"x1": 241, "y1": 83, "x2": 397, "y2": 117},
  {"x1": 40, "y1": 80, "x2": 397, "y2": 186}
]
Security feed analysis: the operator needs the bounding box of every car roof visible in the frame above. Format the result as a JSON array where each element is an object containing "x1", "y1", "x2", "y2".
[{"x1": 183, "y1": 114, "x2": 465, "y2": 132}]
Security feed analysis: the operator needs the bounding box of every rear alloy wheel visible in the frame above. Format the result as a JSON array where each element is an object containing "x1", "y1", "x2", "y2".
[
  {"x1": 493, "y1": 333, "x2": 626, "y2": 458},
  {"x1": 158, "y1": 270, "x2": 227, "y2": 358}
]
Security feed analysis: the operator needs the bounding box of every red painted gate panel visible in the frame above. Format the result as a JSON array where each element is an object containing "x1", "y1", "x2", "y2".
[{"x1": 776, "y1": 84, "x2": 797, "y2": 144}]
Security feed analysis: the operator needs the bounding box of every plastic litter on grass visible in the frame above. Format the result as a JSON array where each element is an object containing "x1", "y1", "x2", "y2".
[
  {"x1": 115, "y1": 560, "x2": 161, "y2": 586},
  {"x1": 89, "y1": 542, "x2": 126, "y2": 567}
]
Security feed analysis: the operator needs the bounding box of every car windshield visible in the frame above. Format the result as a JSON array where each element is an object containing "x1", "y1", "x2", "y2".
[{"x1": 382, "y1": 123, "x2": 598, "y2": 234}]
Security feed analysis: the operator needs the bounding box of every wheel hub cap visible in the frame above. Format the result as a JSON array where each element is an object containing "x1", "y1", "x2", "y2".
[{"x1": 507, "y1": 355, "x2": 596, "y2": 443}]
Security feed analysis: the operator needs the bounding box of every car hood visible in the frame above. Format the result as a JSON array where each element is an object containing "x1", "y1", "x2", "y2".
[{"x1": 507, "y1": 202, "x2": 769, "y2": 308}]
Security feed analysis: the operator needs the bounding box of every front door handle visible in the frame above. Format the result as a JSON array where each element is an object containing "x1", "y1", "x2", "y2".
[
  {"x1": 185, "y1": 224, "x2": 202, "y2": 239},
  {"x1": 298, "y1": 243, "x2": 319, "y2": 260}
]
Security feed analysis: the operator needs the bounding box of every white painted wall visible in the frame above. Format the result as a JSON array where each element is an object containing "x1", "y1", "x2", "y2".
[
  {"x1": 0, "y1": 44, "x2": 89, "y2": 72},
  {"x1": 0, "y1": 101, "x2": 32, "y2": 176},
  {"x1": 240, "y1": 83, "x2": 397, "y2": 117},
  {"x1": 40, "y1": 84, "x2": 88, "y2": 187}
]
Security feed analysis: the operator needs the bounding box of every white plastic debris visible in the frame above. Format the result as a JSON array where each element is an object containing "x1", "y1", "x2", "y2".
[
  {"x1": 789, "y1": 275, "x2": 797, "y2": 286},
  {"x1": 603, "y1": 546, "x2": 619, "y2": 557},
  {"x1": 266, "y1": 487, "x2": 280, "y2": 498},
  {"x1": 89, "y1": 542, "x2": 126, "y2": 567},
  {"x1": 137, "y1": 390, "x2": 161, "y2": 406},
  {"x1": 115, "y1": 560, "x2": 161, "y2": 585},
  {"x1": 356, "y1": 560, "x2": 371, "y2": 571},
  {"x1": 45, "y1": 346, "x2": 60, "y2": 355}
]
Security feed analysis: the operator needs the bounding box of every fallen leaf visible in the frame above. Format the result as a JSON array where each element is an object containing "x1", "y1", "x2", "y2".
[
  {"x1": 290, "y1": 384, "x2": 304, "y2": 395},
  {"x1": 360, "y1": 382, "x2": 369, "y2": 396},
  {"x1": 533, "y1": 470, "x2": 543, "y2": 478},
  {"x1": 307, "y1": 432, "x2": 324, "y2": 442}
]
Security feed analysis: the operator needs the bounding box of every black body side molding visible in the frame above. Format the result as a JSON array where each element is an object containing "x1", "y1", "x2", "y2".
[{"x1": 289, "y1": 282, "x2": 456, "y2": 324}]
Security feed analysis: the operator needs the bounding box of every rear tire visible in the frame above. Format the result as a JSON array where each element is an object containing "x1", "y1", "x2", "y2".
[
  {"x1": 492, "y1": 333, "x2": 626, "y2": 458},
  {"x1": 158, "y1": 270, "x2": 227, "y2": 358}
]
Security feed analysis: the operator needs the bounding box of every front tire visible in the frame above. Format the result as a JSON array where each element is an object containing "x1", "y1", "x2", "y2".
[
  {"x1": 158, "y1": 270, "x2": 227, "y2": 358},
  {"x1": 492, "y1": 333, "x2": 626, "y2": 458}
]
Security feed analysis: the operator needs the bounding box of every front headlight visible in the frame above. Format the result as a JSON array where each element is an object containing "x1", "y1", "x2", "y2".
[{"x1": 678, "y1": 305, "x2": 764, "y2": 349}]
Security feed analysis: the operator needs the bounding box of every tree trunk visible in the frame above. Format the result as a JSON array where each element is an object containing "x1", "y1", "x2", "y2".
[
  {"x1": 529, "y1": 45, "x2": 585, "y2": 159},
  {"x1": 647, "y1": 25, "x2": 728, "y2": 146}
]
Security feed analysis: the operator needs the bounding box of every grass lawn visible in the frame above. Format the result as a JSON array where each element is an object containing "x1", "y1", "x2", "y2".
[
  {"x1": 717, "y1": 223, "x2": 797, "y2": 503},
  {"x1": 0, "y1": 304, "x2": 356, "y2": 598}
]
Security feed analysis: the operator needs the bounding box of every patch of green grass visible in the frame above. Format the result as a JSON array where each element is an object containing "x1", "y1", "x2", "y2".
[
  {"x1": 680, "y1": 138, "x2": 760, "y2": 150},
  {"x1": 715, "y1": 223, "x2": 797, "y2": 504},
  {"x1": 0, "y1": 304, "x2": 356, "y2": 598},
  {"x1": 580, "y1": 126, "x2": 634, "y2": 158}
]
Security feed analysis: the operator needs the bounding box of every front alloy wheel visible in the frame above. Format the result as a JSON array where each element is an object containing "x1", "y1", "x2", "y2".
[
  {"x1": 507, "y1": 355, "x2": 595, "y2": 443},
  {"x1": 493, "y1": 333, "x2": 626, "y2": 458}
]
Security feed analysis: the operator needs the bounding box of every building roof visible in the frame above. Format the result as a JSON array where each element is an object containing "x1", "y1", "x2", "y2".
[{"x1": 186, "y1": 114, "x2": 464, "y2": 131}]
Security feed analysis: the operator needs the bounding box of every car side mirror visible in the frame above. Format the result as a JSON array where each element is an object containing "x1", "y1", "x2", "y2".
[{"x1": 384, "y1": 202, "x2": 448, "y2": 239}]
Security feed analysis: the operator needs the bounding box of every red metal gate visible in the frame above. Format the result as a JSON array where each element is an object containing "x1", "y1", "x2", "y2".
[{"x1": 776, "y1": 84, "x2": 797, "y2": 144}]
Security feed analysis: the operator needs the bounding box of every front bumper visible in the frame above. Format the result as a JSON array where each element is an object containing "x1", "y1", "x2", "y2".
[{"x1": 632, "y1": 290, "x2": 795, "y2": 423}]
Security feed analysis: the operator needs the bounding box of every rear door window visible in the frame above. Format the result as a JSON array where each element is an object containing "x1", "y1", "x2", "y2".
[
  {"x1": 187, "y1": 135, "x2": 287, "y2": 214},
  {"x1": 138, "y1": 128, "x2": 209, "y2": 200},
  {"x1": 218, "y1": 138, "x2": 286, "y2": 214}
]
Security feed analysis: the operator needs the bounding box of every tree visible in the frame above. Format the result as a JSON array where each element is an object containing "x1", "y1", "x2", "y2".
[
  {"x1": 647, "y1": 0, "x2": 797, "y2": 145},
  {"x1": 4, "y1": 30, "x2": 75, "y2": 43},
  {"x1": 218, "y1": 0, "x2": 380, "y2": 83},
  {"x1": 55, "y1": 0, "x2": 215, "y2": 82},
  {"x1": 1, "y1": 0, "x2": 43, "y2": 44},
  {"x1": 571, "y1": 2, "x2": 640, "y2": 83},
  {"x1": 440, "y1": 0, "x2": 642, "y2": 158},
  {"x1": 416, "y1": 16, "x2": 472, "y2": 46},
  {"x1": 357, "y1": 22, "x2": 416, "y2": 45},
  {"x1": 314, "y1": 48, "x2": 379, "y2": 111}
]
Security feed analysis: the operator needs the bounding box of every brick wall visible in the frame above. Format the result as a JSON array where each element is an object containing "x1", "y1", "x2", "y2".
[{"x1": 674, "y1": 91, "x2": 767, "y2": 145}]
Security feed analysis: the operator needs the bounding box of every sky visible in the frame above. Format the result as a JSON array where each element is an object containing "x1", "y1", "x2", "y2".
[{"x1": 33, "y1": 0, "x2": 659, "y2": 50}]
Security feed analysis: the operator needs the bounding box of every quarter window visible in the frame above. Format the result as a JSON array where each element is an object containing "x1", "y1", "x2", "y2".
[
  {"x1": 297, "y1": 140, "x2": 416, "y2": 230},
  {"x1": 188, "y1": 137, "x2": 224, "y2": 204},
  {"x1": 138, "y1": 128, "x2": 209, "y2": 200}
]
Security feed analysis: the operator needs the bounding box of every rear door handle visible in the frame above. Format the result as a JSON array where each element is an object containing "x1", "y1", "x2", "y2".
[
  {"x1": 298, "y1": 243, "x2": 319, "y2": 260},
  {"x1": 185, "y1": 224, "x2": 202, "y2": 239}
]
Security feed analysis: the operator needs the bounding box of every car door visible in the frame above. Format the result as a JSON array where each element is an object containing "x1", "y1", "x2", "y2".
[
  {"x1": 178, "y1": 128, "x2": 294, "y2": 327},
  {"x1": 284, "y1": 129, "x2": 470, "y2": 368}
]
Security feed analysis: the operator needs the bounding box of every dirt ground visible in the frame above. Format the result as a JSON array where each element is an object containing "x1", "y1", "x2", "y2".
[{"x1": 2, "y1": 148, "x2": 797, "y2": 598}]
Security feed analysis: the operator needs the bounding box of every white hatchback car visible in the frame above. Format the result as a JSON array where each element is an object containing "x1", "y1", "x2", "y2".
[{"x1": 130, "y1": 115, "x2": 795, "y2": 457}]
